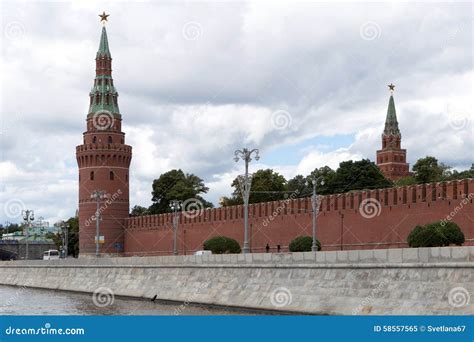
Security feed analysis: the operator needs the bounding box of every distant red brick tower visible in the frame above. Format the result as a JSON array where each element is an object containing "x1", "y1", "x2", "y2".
[
  {"x1": 376, "y1": 84, "x2": 409, "y2": 181},
  {"x1": 76, "y1": 17, "x2": 132, "y2": 256}
]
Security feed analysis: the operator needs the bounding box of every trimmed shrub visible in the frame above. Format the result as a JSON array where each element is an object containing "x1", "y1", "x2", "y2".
[
  {"x1": 407, "y1": 221, "x2": 464, "y2": 247},
  {"x1": 440, "y1": 221, "x2": 465, "y2": 246},
  {"x1": 203, "y1": 236, "x2": 241, "y2": 254},
  {"x1": 289, "y1": 236, "x2": 321, "y2": 252}
]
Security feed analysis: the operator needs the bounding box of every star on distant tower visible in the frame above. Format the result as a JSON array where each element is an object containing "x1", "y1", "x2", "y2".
[
  {"x1": 388, "y1": 83, "x2": 395, "y2": 93},
  {"x1": 99, "y1": 11, "x2": 109, "y2": 24}
]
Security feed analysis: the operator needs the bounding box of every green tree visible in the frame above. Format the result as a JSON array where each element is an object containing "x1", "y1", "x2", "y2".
[
  {"x1": 148, "y1": 169, "x2": 213, "y2": 214},
  {"x1": 66, "y1": 216, "x2": 79, "y2": 257},
  {"x1": 51, "y1": 216, "x2": 79, "y2": 257},
  {"x1": 329, "y1": 159, "x2": 391, "y2": 193},
  {"x1": 0, "y1": 223, "x2": 22, "y2": 238},
  {"x1": 286, "y1": 175, "x2": 310, "y2": 198},
  {"x1": 395, "y1": 176, "x2": 417, "y2": 186},
  {"x1": 412, "y1": 156, "x2": 445, "y2": 183},
  {"x1": 308, "y1": 166, "x2": 337, "y2": 195},
  {"x1": 446, "y1": 163, "x2": 474, "y2": 181},
  {"x1": 130, "y1": 205, "x2": 148, "y2": 216},
  {"x1": 45, "y1": 232, "x2": 62, "y2": 250},
  {"x1": 203, "y1": 236, "x2": 241, "y2": 254},
  {"x1": 289, "y1": 236, "x2": 321, "y2": 252},
  {"x1": 224, "y1": 169, "x2": 287, "y2": 205},
  {"x1": 407, "y1": 221, "x2": 464, "y2": 247}
]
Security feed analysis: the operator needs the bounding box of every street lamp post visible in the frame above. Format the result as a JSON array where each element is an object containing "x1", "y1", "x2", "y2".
[
  {"x1": 234, "y1": 148, "x2": 260, "y2": 254},
  {"x1": 169, "y1": 200, "x2": 182, "y2": 256},
  {"x1": 62, "y1": 223, "x2": 69, "y2": 259},
  {"x1": 90, "y1": 190, "x2": 107, "y2": 257},
  {"x1": 307, "y1": 177, "x2": 325, "y2": 252},
  {"x1": 21, "y1": 210, "x2": 34, "y2": 260}
]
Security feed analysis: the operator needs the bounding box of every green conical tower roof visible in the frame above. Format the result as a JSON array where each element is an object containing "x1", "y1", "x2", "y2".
[
  {"x1": 87, "y1": 25, "x2": 120, "y2": 118},
  {"x1": 383, "y1": 95, "x2": 400, "y2": 136},
  {"x1": 96, "y1": 26, "x2": 111, "y2": 58}
]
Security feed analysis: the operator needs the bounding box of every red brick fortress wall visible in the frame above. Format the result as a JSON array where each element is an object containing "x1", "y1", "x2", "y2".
[{"x1": 124, "y1": 179, "x2": 474, "y2": 256}]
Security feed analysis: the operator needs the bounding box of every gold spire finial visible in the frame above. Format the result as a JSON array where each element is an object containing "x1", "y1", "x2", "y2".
[
  {"x1": 99, "y1": 11, "x2": 109, "y2": 25},
  {"x1": 388, "y1": 83, "x2": 395, "y2": 93}
]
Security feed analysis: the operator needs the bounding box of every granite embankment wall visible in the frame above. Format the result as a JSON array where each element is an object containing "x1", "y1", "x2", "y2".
[
  {"x1": 0, "y1": 246, "x2": 473, "y2": 315},
  {"x1": 123, "y1": 179, "x2": 474, "y2": 256}
]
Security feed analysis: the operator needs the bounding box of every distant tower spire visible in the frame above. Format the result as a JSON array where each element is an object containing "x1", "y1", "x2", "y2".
[{"x1": 376, "y1": 84, "x2": 409, "y2": 181}]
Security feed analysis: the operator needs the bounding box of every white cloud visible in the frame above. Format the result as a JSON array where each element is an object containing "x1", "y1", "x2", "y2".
[{"x1": 1, "y1": 1, "x2": 472, "y2": 223}]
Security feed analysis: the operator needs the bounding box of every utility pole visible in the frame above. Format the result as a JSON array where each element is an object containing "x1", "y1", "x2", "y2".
[
  {"x1": 234, "y1": 148, "x2": 260, "y2": 254},
  {"x1": 62, "y1": 223, "x2": 69, "y2": 258},
  {"x1": 170, "y1": 200, "x2": 182, "y2": 255},
  {"x1": 21, "y1": 210, "x2": 34, "y2": 259},
  {"x1": 307, "y1": 177, "x2": 325, "y2": 252}
]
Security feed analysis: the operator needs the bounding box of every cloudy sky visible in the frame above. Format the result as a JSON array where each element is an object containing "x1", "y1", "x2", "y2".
[{"x1": 0, "y1": 0, "x2": 472, "y2": 225}]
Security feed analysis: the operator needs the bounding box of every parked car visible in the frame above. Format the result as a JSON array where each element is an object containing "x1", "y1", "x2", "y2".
[
  {"x1": 43, "y1": 250, "x2": 60, "y2": 260},
  {"x1": 194, "y1": 250, "x2": 212, "y2": 256}
]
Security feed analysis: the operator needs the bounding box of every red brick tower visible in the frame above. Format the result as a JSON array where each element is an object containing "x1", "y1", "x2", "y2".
[
  {"x1": 376, "y1": 84, "x2": 409, "y2": 181},
  {"x1": 76, "y1": 17, "x2": 132, "y2": 256}
]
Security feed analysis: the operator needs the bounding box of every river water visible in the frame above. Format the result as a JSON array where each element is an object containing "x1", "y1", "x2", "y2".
[{"x1": 0, "y1": 285, "x2": 243, "y2": 315}]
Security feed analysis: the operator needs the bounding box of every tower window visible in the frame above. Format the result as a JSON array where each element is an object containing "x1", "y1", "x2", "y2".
[
  {"x1": 125, "y1": 174, "x2": 128, "y2": 182},
  {"x1": 90, "y1": 171, "x2": 94, "y2": 181},
  {"x1": 92, "y1": 136, "x2": 97, "y2": 144},
  {"x1": 110, "y1": 171, "x2": 114, "y2": 180},
  {"x1": 108, "y1": 136, "x2": 112, "y2": 144}
]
